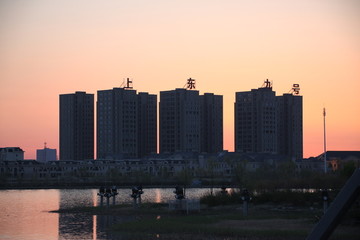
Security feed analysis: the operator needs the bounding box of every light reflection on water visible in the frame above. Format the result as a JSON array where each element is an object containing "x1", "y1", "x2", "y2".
[
  {"x1": 0, "y1": 189, "x2": 59, "y2": 240},
  {"x1": 93, "y1": 215, "x2": 97, "y2": 240},
  {"x1": 0, "y1": 188, "x2": 212, "y2": 240},
  {"x1": 155, "y1": 189, "x2": 161, "y2": 203}
]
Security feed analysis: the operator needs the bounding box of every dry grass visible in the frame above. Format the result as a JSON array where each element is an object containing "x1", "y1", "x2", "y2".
[{"x1": 214, "y1": 218, "x2": 312, "y2": 231}]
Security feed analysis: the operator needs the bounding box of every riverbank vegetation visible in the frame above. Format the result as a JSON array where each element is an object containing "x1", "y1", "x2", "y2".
[{"x1": 200, "y1": 189, "x2": 327, "y2": 207}]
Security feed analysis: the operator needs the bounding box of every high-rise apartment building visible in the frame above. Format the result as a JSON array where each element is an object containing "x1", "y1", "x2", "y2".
[
  {"x1": 235, "y1": 80, "x2": 303, "y2": 160},
  {"x1": 277, "y1": 93, "x2": 303, "y2": 160},
  {"x1": 160, "y1": 85, "x2": 223, "y2": 154},
  {"x1": 200, "y1": 93, "x2": 223, "y2": 153},
  {"x1": 235, "y1": 83, "x2": 277, "y2": 154},
  {"x1": 97, "y1": 87, "x2": 157, "y2": 159},
  {"x1": 59, "y1": 91, "x2": 94, "y2": 160},
  {"x1": 160, "y1": 89, "x2": 201, "y2": 153},
  {"x1": 138, "y1": 92, "x2": 157, "y2": 158}
]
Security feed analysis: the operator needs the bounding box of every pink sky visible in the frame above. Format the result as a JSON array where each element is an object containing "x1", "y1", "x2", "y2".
[{"x1": 1, "y1": 0, "x2": 359, "y2": 159}]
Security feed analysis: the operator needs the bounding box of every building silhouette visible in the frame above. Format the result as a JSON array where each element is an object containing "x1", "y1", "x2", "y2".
[
  {"x1": 160, "y1": 88, "x2": 200, "y2": 153},
  {"x1": 137, "y1": 92, "x2": 157, "y2": 158},
  {"x1": 97, "y1": 86, "x2": 157, "y2": 159},
  {"x1": 160, "y1": 84, "x2": 223, "y2": 153},
  {"x1": 59, "y1": 92, "x2": 94, "y2": 160},
  {"x1": 235, "y1": 82, "x2": 277, "y2": 154},
  {"x1": 235, "y1": 80, "x2": 302, "y2": 160},
  {"x1": 37, "y1": 143, "x2": 57, "y2": 162},
  {"x1": 277, "y1": 93, "x2": 303, "y2": 160},
  {"x1": 0, "y1": 147, "x2": 24, "y2": 161},
  {"x1": 200, "y1": 93, "x2": 223, "y2": 153}
]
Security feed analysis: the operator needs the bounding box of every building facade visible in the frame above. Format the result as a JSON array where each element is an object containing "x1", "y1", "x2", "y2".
[
  {"x1": 0, "y1": 151, "x2": 293, "y2": 186},
  {"x1": 137, "y1": 92, "x2": 157, "y2": 158},
  {"x1": 97, "y1": 88, "x2": 157, "y2": 159},
  {"x1": 36, "y1": 147, "x2": 57, "y2": 162},
  {"x1": 200, "y1": 93, "x2": 223, "y2": 153},
  {"x1": 160, "y1": 88, "x2": 223, "y2": 154},
  {"x1": 235, "y1": 85, "x2": 277, "y2": 154},
  {"x1": 160, "y1": 89, "x2": 201, "y2": 153},
  {"x1": 59, "y1": 91, "x2": 94, "y2": 160},
  {"x1": 235, "y1": 81, "x2": 303, "y2": 160},
  {"x1": 277, "y1": 93, "x2": 303, "y2": 160},
  {"x1": 0, "y1": 147, "x2": 24, "y2": 161}
]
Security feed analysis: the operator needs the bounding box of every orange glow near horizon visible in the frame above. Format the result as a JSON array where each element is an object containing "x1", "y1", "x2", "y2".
[{"x1": 0, "y1": 0, "x2": 359, "y2": 159}]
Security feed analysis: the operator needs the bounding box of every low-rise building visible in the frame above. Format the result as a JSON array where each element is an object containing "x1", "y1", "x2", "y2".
[
  {"x1": 296, "y1": 151, "x2": 360, "y2": 172},
  {"x1": 1, "y1": 151, "x2": 290, "y2": 186},
  {"x1": 0, "y1": 147, "x2": 24, "y2": 161},
  {"x1": 37, "y1": 147, "x2": 57, "y2": 162}
]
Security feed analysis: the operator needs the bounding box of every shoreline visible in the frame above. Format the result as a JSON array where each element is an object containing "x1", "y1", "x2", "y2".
[
  {"x1": 0, "y1": 184, "x2": 235, "y2": 190},
  {"x1": 49, "y1": 202, "x2": 360, "y2": 240}
]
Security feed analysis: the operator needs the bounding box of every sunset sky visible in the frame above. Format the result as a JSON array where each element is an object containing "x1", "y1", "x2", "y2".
[{"x1": 1, "y1": 0, "x2": 359, "y2": 159}]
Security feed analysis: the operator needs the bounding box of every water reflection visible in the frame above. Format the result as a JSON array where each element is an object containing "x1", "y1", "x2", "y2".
[
  {"x1": 93, "y1": 215, "x2": 97, "y2": 240},
  {"x1": 0, "y1": 188, "x2": 212, "y2": 240},
  {"x1": 58, "y1": 212, "x2": 126, "y2": 240},
  {"x1": 59, "y1": 213, "x2": 93, "y2": 239},
  {"x1": 0, "y1": 189, "x2": 59, "y2": 240},
  {"x1": 59, "y1": 189, "x2": 97, "y2": 239},
  {"x1": 155, "y1": 189, "x2": 161, "y2": 203},
  {"x1": 93, "y1": 190, "x2": 98, "y2": 207}
]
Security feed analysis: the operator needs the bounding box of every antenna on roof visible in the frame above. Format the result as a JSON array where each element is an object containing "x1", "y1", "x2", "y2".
[
  {"x1": 121, "y1": 78, "x2": 133, "y2": 90},
  {"x1": 183, "y1": 78, "x2": 196, "y2": 90},
  {"x1": 289, "y1": 84, "x2": 300, "y2": 95},
  {"x1": 261, "y1": 79, "x2": 272, "y2": 89}
]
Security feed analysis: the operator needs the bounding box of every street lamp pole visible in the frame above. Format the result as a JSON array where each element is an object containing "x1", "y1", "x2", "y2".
[{"x1": 323, "y1": 108, "x2": 327, "y2": 173}]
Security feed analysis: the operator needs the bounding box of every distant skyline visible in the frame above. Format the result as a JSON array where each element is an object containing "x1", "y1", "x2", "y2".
[{"x1": 1, "y1": 0, "x2": 359, "y2": 159}]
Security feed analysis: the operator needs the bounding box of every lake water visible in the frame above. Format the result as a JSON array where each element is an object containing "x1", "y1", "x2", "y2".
[{"x1": 0, "y1": 188, "x2": 212, "y2": 240}]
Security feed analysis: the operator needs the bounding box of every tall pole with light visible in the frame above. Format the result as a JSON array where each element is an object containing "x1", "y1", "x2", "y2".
[{"x1": 323, "y1": 108, "x2": 327, "y2": 173}]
